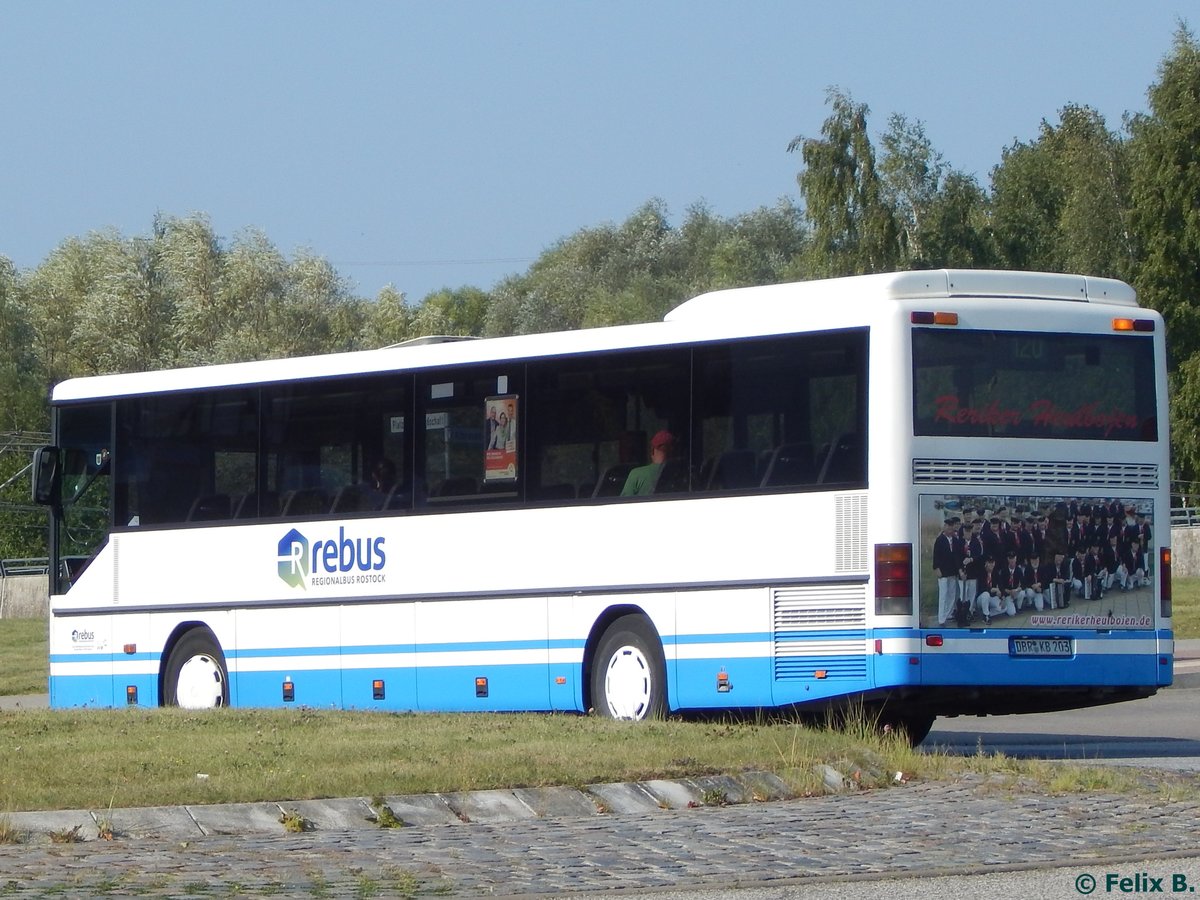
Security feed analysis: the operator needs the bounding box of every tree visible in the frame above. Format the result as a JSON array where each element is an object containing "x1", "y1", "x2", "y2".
[
  {"x1": 991, "y1": 104, "x2": 1133, "y2": 278},
  {"x1": 71, "y1": 230, "x2": 180, "y2": 375},
  {"x1": 413, "y1": 286, "x2": 491, "y2": 337},
  {"x1": 24, "y1": 237, "x2": 102, "y2": 387},
  {"x1": 918, "y1": 172, "x2": 996, "y2": 269},
  {"x1": 790, "y1": 89, "x2": 899, "y2": 277},
  {"x1": 876, "y1": 115, "x2": 995, "y2": 270},
  {"x1": 0, "y1": 257, "x2": 42, "y2": 431},
  {"x1": 484, "y1": 201, "x2": 681, "y2": 335},
  {"x1": 879, "y1": 114, "x2": 945, "y2": 267},
  {"x1": 157, "y1": 213, "x2": 226, "y2": 364},
  {"x1": 1129, "y1": 26, "x2": 1200, "y2": 364},
  {"x1": 1127, "y1": 26, "x2": 1200, "y2": 482},
  {"x1": 687, "y1": 200, "x2": 808, "y2": 291}
]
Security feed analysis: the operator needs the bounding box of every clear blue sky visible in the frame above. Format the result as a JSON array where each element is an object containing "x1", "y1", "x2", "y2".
[{"x1": 0, "y1": 1, "x2": 1190, "y2": 304}]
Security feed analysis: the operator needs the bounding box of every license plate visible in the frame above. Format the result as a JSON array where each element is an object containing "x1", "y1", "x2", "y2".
[{"x1": 1009, "y1": 636, "x2": 1074, "y2": 658}]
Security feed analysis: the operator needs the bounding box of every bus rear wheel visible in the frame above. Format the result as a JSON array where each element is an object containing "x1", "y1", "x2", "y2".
[
  {"x1": 883, "y1": 712, "x2": 935, "y2": 747},
  {"x1": 163, "y1": 628, "x2": 229, "y2": 709},
  {"x1": 590, "y1": 615, "x2": 667, "y2": 721}
]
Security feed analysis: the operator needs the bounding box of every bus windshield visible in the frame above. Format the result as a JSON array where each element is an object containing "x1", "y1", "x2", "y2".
[
  {"x1": 912, "y1": 329, "x2": 1157, "y2": 441},
  {"x1": 56, "y1": 403, "x2": 113, "y2": 587}
]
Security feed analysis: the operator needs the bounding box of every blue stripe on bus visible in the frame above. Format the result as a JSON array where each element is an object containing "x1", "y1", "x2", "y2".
[
  {"x1": 50, "y1": 626, "x2": 1167, "y2": 709},
  {"x1": 227, "y1": 638, "x2": 587, "y2": 659},
  {"x1": 50, "y1": 653, "x2": 159, "y2": 664},
  {"x1": 666, "y1": 630, "x2": 863, "y2": 645}
]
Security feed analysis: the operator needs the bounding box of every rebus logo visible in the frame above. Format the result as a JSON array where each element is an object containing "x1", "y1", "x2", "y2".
[
  {"x1": 277, "y1": 527, "x2": 387, "y2": 590},
  {"x1": 278, "y1": 529, "x2": 309, "y2": 589}
]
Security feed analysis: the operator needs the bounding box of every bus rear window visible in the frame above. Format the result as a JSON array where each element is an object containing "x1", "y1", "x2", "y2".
[{"x1": 912, "y1": 329, "x2": 1157, "y2": 441}]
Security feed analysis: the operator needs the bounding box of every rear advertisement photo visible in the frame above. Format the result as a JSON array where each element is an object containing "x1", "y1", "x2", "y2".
[{"x1": 918, "y1": 494, "x2": 1154, "y2": 631}]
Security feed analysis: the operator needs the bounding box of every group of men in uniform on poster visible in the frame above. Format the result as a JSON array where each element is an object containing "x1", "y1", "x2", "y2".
[{"x1": 933, "y1": 500, "x2": 1153, "y2": 627}]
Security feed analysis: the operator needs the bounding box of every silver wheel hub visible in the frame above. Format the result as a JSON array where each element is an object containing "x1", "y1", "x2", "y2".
[
  {"x1": 602, "y1": 644, "x2": 653, "y2": 720},
  {"x1": 175, "y1": 654, "x2": 226, "y2": 708}
]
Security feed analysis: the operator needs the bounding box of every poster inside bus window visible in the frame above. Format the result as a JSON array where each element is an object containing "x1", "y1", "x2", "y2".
[
  {"x1": 484, "y1": 395, "x2": 518, "y2": 482},
  {"x1": 918, "y1": 494, "x2": 1155, "y2": 631}
]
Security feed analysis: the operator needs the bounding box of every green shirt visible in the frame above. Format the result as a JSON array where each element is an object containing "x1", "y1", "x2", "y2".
[{"x1": 620, "y1": 462, "x2": 663, "y2": 496}]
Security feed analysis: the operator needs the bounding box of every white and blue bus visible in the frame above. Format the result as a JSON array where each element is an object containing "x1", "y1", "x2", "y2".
[{"x1": 32, "y1": 269, "x2": 1172, "y2": 742}]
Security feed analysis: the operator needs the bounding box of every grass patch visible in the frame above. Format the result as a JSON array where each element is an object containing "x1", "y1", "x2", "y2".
[
  {"x1": 0, "y1": 816, "x2": 25, "y2": 845},
  {"x1": 0, "y1": 705, "x2": 1193, "y2": 813},
  {"x1": 0, "y1": 618, "x2": 47, "y2": 695},
  {"x1": 1172, "y1": 576, "x2": 1200, "y2": 639},
  {"x1": 0, "y1": 707, "x2": 972, "y2": 811}
]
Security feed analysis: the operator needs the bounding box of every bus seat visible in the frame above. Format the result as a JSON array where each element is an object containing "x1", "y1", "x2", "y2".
[
  {"x1": 382, "y1": 486, "x2": 410, "y2": 511},
  {"x1": 706, "y1": 450, "x2": 758, "y2": 490},
  {"x1": 281, "y1": 488, "x2": 330, "y2": 517},
  {"x1": 760, "y1": 443, "x2": 816, "y2": 487},
  {"x1": 330, "y1": 484, "x2": 365, "y2": 513},
  {"x1": 592, "y1": 464, "x2": 635, "y2": 497},
  {"x1": 818, "y1": 433, "x2": 864, "y2": 484},
  {"x1": 233, "y1": 491, "x2": 280, "y2": 519},
  {"x1": 653, "y1": 460, "x2": 690, "y2": 494},
  {"x1": 187, "y1": 494, "x2": 231, "y2": 521}
]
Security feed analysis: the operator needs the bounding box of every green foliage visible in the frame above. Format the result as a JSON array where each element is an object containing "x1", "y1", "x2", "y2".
[
  {"x1": 1127, "y1": 26, "x2": 1200, "y2": 479},
  {"x1": 484, "y1": 199, "x2": 807, "y2": 336},
  {"x1": 991, "y1": 104, "x2": 1133, "y2": 278},
  {"x1": 1129, "y1": 27, "x2": 1200, "y2": 360},
  {"x1": 790, "y1": 89, "x2": 899, "y2": 276}
]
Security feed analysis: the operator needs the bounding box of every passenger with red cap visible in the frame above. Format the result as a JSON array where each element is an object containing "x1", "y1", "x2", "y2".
[{"x1": 621, "y1": 430, "x2": 677, "y2": 496}]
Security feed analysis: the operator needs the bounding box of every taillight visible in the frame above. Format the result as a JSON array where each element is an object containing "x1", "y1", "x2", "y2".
[
  {"x1": 911, "y1": 311, "x2": 959, "y2": 325},
  {"x1": 1112, "y1": 317, "x2": 1155, "y2": 332},
  {"x1": 875, "y1": 543, "x2": 913, "y2": 616},
  {"x1": 1161, "y1": 547, "x2": 1172, "y2": 619}
]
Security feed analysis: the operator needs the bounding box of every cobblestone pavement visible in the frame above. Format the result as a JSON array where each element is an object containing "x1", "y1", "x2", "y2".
[{"x1": 1, "y1": 775, "x2": 1198, "y2": 898}]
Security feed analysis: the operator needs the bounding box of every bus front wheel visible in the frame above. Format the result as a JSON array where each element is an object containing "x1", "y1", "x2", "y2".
[
  {"x1": 163, "y1": 628, "x2": 229, "y2": 709},
  {"x1": 590, "y1": 615, "x2": 667, "y2": 721}
]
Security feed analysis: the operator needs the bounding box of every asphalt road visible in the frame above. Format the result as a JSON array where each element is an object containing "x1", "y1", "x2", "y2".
[{"x1": 926, "y1": 683, "x2": 1200, "y2": 770}]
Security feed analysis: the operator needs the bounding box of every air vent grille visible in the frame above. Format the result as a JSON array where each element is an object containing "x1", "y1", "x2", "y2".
[
  {"x1": 912, "y1": 459, "x2": 1158, "y2": 490},
  {"x1": 772, "y1": 584, "x2": 867, "y2": 681},
  {"x1": 835, "y1": 494, "x2": 869, "y2": 572}
]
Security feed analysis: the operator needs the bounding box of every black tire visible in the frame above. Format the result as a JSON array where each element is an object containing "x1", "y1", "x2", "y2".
[
  {"x1": 882, "y1": 711, "x2": 936, "y2": 747},
  {"x1": 163, "y1": 628, "x2": 229, "y2": 709},
  {"x1": 590, "y1": 614, "x2": 668, "y2": 720}
]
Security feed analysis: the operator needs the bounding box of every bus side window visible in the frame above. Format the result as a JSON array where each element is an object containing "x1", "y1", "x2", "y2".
[
  {"x1": 416, "y1": 369, "x2": 522, "y2": 508},
  {"x1": 694, "y1": 331, "x2": 867, "y2": 493},
  {"x1": 526, "y1": 350, "x2": 690, "y2": 504}
]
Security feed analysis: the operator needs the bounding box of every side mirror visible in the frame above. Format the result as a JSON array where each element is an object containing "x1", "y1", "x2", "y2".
[{"x1": 31, "y1": 446, "x2": 61, "y2": 507}]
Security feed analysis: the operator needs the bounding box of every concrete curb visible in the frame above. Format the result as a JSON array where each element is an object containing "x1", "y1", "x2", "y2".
[{"x1": 0, "y1": 771, "x2": 794, "y2": 844}]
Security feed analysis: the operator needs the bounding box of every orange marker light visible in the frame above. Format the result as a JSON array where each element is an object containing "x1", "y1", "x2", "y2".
[
  {"x1": 1113, "y1": 318, "x2": 1155, "y2": 332},
  {"x1": 911, "y1": 311, "x2": 959, "y2": 325}
]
